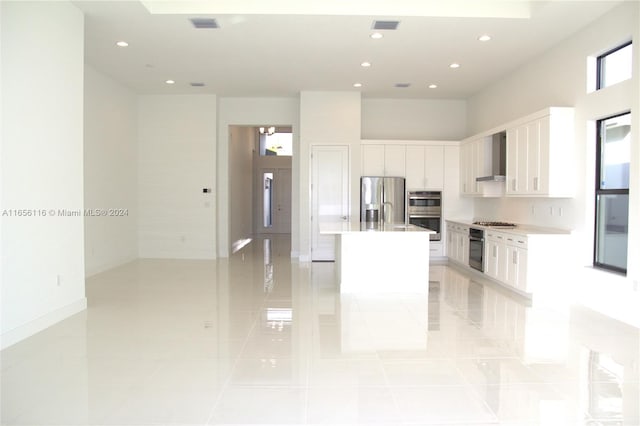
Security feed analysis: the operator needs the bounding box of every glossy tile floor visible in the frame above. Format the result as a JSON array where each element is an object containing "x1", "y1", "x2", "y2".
[{"x1": 1, "y1": 235, "x2": 639, "y2": 425}]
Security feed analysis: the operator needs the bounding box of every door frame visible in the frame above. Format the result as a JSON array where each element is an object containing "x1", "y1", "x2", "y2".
[{"x1": 310, "y1": 144, "x2": 351, "y2": 261}]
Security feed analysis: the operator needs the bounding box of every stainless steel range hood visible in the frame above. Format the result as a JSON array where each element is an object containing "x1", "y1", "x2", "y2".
[{"x1": 476, "y1": 131, "x2": 506, "y2": 182}]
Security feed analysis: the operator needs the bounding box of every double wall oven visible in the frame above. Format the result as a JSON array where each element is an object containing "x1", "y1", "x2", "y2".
[{"x1": 407, "y1": 191, "x2": 441, "y2": 241}]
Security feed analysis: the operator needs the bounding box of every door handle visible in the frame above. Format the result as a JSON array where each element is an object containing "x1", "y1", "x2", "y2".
[{"x1": 341, "y1": 215, "x2": 348, "y2": 221}]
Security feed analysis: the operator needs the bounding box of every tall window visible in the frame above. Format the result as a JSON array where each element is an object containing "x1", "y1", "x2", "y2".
[
  {"x1": 594, "y1": 112, "x2": 630, "y2": 273},
  {"x1": 596, "y1": 41, "x2": 632, "y2": 90}
]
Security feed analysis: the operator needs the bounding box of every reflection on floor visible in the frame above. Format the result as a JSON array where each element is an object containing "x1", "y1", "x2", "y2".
[{"x1": 1, "y1": 235, "x2": 639, "y2": 425}]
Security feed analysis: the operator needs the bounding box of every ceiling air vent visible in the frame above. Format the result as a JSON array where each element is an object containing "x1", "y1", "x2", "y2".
[
  {"x1": 190, "y1": 82, "x2": 206, "y2": 87},
  {"x1": 395, "y1": 83, "x2": 411, "y2": 88},
  {"x1": 190, "y1": 18, "x2": 219, "y2": 29},
  {"x1": 372, "y1": 20, "x2": 400, "y2": 30}
]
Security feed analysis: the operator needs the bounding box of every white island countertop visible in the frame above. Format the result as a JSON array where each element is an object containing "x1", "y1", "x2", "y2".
[
  {"x1": 320, "y1": 221, "x2": 435, "y2": 235},
  {"x1": 320, "y1": 220, "x2": 433, "y2": 294}
]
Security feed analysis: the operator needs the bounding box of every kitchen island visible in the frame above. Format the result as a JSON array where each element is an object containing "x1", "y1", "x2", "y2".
[{"x1": 320, "y1": 222, "x2": 434, "y2": 293}]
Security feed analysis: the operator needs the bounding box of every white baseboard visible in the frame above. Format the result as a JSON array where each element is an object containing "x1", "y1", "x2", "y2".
[
  {"x1": 85, "y1": 255, "x2": 137, "y2": 278},
  {"x1": 1, "y1": 298, "x2": 87, "y2": 350}
]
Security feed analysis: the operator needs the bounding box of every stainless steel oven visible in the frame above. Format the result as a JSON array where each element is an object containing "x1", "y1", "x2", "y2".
[
  {"x1": 469, "y1": 227, "x2": 484, "y2": 272},
  {"x1": 407, "y1": 191, "x2": 441, "y2": 241}
]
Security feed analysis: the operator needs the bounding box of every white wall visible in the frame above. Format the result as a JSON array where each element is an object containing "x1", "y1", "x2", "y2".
[
  {"x1": 467, "y1": 2, "x2": 639, "y2": 280},
  {"x1": 299, "y1": 91, "x2": 362, "y2": 260},
  {"x1": 228, "y1": 126, "x2": 255, "y2": 249},
  {"x1": 217, "y1": 97, "x2": 299, "y2": 257},
  {"x1": 138, "y1": 95, "x2": 217, "y2": 259},
  {"x1": 1, "y1": 1, "x2": 86, "y2": 349},
  {"x1": 362, "y1": 98, "x2": 467, "y2": 140},
  {"x1": 84, "y1": 65, "x2": 137, "y2": 276}
]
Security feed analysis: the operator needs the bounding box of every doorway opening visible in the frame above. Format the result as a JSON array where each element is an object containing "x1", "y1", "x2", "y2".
[{"x1": 228, "y1": 125, "x2": 293, "y2": 254}]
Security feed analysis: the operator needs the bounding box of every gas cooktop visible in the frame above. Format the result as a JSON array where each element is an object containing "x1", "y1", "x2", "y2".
[{"x1": 472, "y1": 221, "x2": 517, "y2": 228}]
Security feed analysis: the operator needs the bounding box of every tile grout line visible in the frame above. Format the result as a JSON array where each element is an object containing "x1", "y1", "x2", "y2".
[{"x1": 203, "y1": 315, "x2": 260, "y2": 425}]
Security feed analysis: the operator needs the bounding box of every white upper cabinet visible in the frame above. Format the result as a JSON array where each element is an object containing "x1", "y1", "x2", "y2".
[
  {"x1": 460, "y1": 137, "x2": 490, "y2": 196},
  {"x1": 384, "y1": 145, "x2": 406, "y2": 177},
  {"x1": 361, "y1": 144, "x2": 406, "y2": 176},
  {"x1": 361, "y1": 145, "x2": 385, "y2": 175},
  {"x1": 406, "y1": 145, "x2": 444, "y2": 189},
  {"x1": 505, "y1": 107, "x2": 574, "y2": 197}
]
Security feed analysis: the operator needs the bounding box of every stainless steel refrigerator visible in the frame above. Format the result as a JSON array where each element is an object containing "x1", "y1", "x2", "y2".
[{"x1": 360, "y1": 176, "x2": 406, "y2": 224}]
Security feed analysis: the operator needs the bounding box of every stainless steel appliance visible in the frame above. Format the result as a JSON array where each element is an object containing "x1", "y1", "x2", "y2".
[
  {"x1": 472, "y1": 220, "x2": 516, "y2": 228},
  {"x1": 476, "y1": 131, "x2": 507, "y2": 182},
  {"x1": 469, "y1": 227, "x2": 484, "y2": 272},
  {"x1": 407, "y1": 191, "x2": 441, "y2": 241},
  {"x1": 360, "y1": 177, "x2": 405, "y2": 224}
]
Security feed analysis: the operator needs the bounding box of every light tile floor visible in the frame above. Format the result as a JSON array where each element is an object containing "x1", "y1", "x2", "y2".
[{"x1": 1, "y1": 235, "x2": 639, "y2": 425}]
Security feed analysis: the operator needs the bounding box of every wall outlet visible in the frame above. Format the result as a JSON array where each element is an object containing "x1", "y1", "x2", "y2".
[
  {"x1": 56, "y1": 275, "x2": 61, "y2": 287},
  {"x1": 549, "y1": 206, "x2": 554, "y2": 216},
  {"x1": 558, "y1": 207, "x2": 563, "y2": 217},
  {"x1": 531, "y1": 205, "x2": 536, "y2": 215}
]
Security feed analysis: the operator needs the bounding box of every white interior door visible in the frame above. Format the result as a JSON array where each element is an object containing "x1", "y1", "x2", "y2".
[
  {"x1": 311, "y1": 145, "x2": 350, "y2": 261},
  {"x1": 274, "y1": 168, "x2": 292, "y2": 233}
]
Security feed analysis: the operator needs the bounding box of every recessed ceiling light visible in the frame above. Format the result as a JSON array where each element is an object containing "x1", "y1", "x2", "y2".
[
  {"x1": 478, "y1": 35, "x2": 491, "y2": 42},
  {"x1": 165, "y1": 80, "x2": 175, "y2": 85},
  {"x1": 370, "y1": 32, "x2": 383, "y2": 39},
  {"x1": 361, "y1": 62, "x2": 372, "y2": 68},
  {"x1": 428, "y1": 84, "x2": 438, "y2": 89},
  {"x1": 116, "y1": 41, "x2": 129, "y2": 47},
  {"x1": 449, "y1": 63, "x2": 461, "y2": 69},
  {"x1": 353, "y1": 83, "x2": 363, "y2": 88}
]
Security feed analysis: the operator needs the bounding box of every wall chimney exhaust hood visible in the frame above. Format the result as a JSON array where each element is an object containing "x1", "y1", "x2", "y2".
[{"x1": 476, "y1": 131, "x2": 506, "y2": 182}]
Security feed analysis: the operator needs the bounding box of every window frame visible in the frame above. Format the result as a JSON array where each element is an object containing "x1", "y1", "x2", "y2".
[
  {"x1": 593, "y1": 111, "x2": 630, "y2": 274},
  {"x1": 596, "y1": 40, "x2": 632, "y2": 90}
]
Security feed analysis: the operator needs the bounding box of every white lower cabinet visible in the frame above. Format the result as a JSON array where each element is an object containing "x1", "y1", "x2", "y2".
[
  {"x1": 504, "y1": 236, "x2": 528, "y2": 292},
  {"x1": 448, "y1": 221, "x2": 571, "y2": 296},
  {"x1": 484, "y1": 232, "x2": 507, "y2": 282},
  {"x1": 446, "y1": 223, "x2": 469, "y2": 265},
  {"x1": 485, "y1": 231, "x2": 529, "y2": 292},
  {"x1": 429, "y1": 241, "x2": 444, "y2": 258}
]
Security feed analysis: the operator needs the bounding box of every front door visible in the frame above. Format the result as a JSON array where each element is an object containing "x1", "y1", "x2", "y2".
[
  {"x1": 311, "y1": 145, "x2": 350, "y2": 261},
  {"x1": 258, "y1": 167, "x2": 292, "y2": 234}
]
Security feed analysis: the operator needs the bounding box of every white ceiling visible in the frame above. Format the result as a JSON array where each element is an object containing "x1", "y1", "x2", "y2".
[{"x1": 75, "y1": 0, "x2": 622, "y2": 99}]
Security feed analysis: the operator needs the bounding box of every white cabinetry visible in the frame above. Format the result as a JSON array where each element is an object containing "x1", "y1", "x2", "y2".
[
  {"x1": 361, "y1": 145, "x2": 384, "y2": 175},
  {"x1": 505, "y1": 107, "x2": 574, "y2": 197},
  {"x1": 460, "y1": 137, "x2": 490, "y2": 196},
  {"x1": 406, "y1": 145, "x2": 444, "y2": 190},
  {"x1": 362, "y1": 144, "x2": 406, "y2": 176},
  {"x1": 483, "y1": 230, "x2": 531, "y2": 293},
  {"x1": 504, "y1": 235, "x2": 528, "y2": 292},
  {"x1": 484, "y1": 231, "x2": 507, "y2": 282},
  {"x1": 448, "y1": 221, "x2": 572, "y2": 296},
  {"x1": 446, "y1": 222, "x2": 469, "y2": 265},
  {"x1": 384, "y1": 145, "x2": 406, "y2": 176}
]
